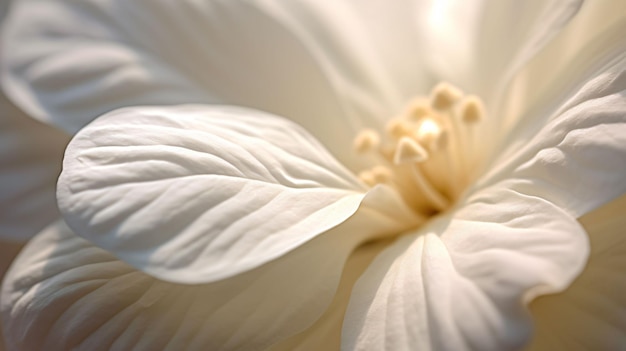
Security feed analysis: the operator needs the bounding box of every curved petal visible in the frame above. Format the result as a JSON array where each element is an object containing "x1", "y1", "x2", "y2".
[
  {"x1": 57, "y1": 105, "x2": 417, "y2": 283},
  {"x1": 526, "y1": 192, "x2": 626, "y2": 351},
  {"x1": 342, "y1": 182, "x2": 588, "y2": 351},
  {"x1": 2, "y1": 0, "x2": 431, "y2": 170},
  {"x1": 502, "y1": 1, "x2": 626, "y2": 132},
  {"x1": 417, "y1": 0, "x2": 581, "y2": 105},
  {"x1": 1, "y1": 218, "x2": 395, "y2": 351},
  {"x1": 0, "y1": 89, "x2": 68, "y2": 241},
  {"x1": 476, "y1": 47, "x2": 626, "y2": 218},
  {"x1": 268, "y1": 239, "x2": 391, "y2": 351}
]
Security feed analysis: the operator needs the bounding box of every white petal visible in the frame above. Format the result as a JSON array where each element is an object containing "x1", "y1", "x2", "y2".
[
  {"x1": 514, "y1": 1, "x2": 626, "y2": 122},
  {"x1": 526, "y1": 192, "x2": 626, "y2": 351},
  {"x1": 0, "y1": 90, "x2": 68, "y2": 241},
  {"x1": 1, "y1": 219, "x2": 392, "y2": 351},
  {"x1": 268, "y1": 239, "x2": 390, "y2": 351},
  {"x1": 477, "y1": 50, "x2": 626, "y2": 217},
  {"x1": 343, "y1": 183, "x2": 588, "y2": 351},
  {"x1": 2, "y1": 0, "x2": 430, "y2": 170},
  {"x1": 57, "y1": 105, "x2": 415, "y2": 283},
  {"x1": 417, "y1": 0, "x2": 581, "y2": 103}
]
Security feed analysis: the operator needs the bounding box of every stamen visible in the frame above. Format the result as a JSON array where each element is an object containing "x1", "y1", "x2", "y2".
[
  {"x1": 358, "y1": 166, "x2": 393, "y2": 187},
  {"x1": 433, "y1": 130, "x2": 449, "y2": 151},
  {"x1": 370, "y1": 165, "x2": 393, "y2": 183},
  {"x1": 416, "y1": 119, "x2": 445, "y2": 151},
  {"x1": 385, "y1": 118, "x2": 412, "y2": 139},
  {"x1": 430, "y1": 82, "x2": 462, "y2": 110},
  {"x1": 393, "y1": 137, "x2": 428, "y2": 165},
  {"x1": 407, "y1": 166, "x2": 450, "y2": 211},
  {"x1": 459, "y1": 95, "x2": 485, "y2": 124},
  {"x1": 358, "y1": 170, "x2": 376, "y2": 186},
  {"x1": 353, "y1": 129, "x2": 381, "y2": 153},
  {"x1": 352, "y1": 82, "x2": 486, "y2": 218},
  {"x1": 405, "y1": 98, "x2": 431, "y2": 122}
]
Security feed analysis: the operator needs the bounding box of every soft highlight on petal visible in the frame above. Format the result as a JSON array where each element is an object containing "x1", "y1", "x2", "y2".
[
  {"x1": 0, "y1": 220, "x2": 386, "y2": 351},
  {"x1": 417, "y1": 0, "x2": 582, "y2": 105},
  {"x1": 1, "y1": 0, "x2": 432, "y2": 170},
  {"x1": 342, "y1": 183, "x2": 588, "y2": 351},
  {"x1": 57, "y1": 105, "x2": 416, "y2": 283},
  {"x1": 477, "y1": 49, "x2": 626, "y2": 218},
  {"x1": 268, "y1": 239, "x2": 390, "y2": 351},
  {"x1": 526, "y1": 192, "x2": 626, "y2": 351}
]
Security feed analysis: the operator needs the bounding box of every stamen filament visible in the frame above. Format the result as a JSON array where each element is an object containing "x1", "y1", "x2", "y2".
[
  {"x1": 352, "y1": 81, "x2": 486, "y2": 217},
  {"x1": 408, "y1": 165, "x2": 450, "y2": 211}
]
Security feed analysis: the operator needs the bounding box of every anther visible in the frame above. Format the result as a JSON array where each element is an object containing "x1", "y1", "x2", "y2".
[
  {"x1": 405, "y1": 98, "x2": 431, "y2": 121},
  {"x1": 415, "y1": 119, "x2": 445, "y2": 151},
  {"x1": 370, "y1": 165, "x2": 393, "y2": 183},
  {"x1": 393, "y1": 137, "x2": 429, "y2": 165},
  {"x1": 353, "y1": 129, "x2": 381, "y2": 153},
  {"x1": 358, "y1": 166, "x2": 392, "y2": 187},
  {"x1": 459, "y1": 96, "x2": 485, "y2": 124},
  {"x1": 385, "y1": 118, "x2": 412, "y2": 139},
  {"x1": 430, "y1": 82, "x2": 463, "y2": 111}
]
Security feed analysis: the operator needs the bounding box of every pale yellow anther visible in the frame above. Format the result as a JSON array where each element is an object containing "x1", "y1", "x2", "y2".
[
  {"x1": 358, "y1": 170, "x2": 376, "y2": 186},
  {"x1": 386, "y1": 118, "x2": 412, "y2": 139},
  {"x1": 416, "y1": 119, "x2": 446, "y2": 151},
  {"x1": 416, "y1": 118, "x2": 440, "y2": 140},
  {"x1": 405, "y1": 98, "x2": 431, "y2": 121},
  {"x1": 353, "y1": 129, "x2": 381, "y2": 153},
  {"x1": 430, "y1": 82, "x2": 463, "y2": 111},
  {"x1": 460, "y1": 95, "x2": 485, "y2": 124},
  {"x1": 359, "y1": 166, "x2": 393, "y2": 187},
  {"x1": 353, "y1": 82, "x2": 484, "y2": 215},
  {"x1": 370, "y1": 165, "x2": 393, "y2": 183},
  {"x1": 393, "y1": 137, "x2": 429, "y2": 165}
]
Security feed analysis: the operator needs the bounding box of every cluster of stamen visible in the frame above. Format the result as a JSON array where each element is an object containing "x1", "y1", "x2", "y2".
[{"x1": 353, "y1": 82, "x2": 486, "y2": 215}]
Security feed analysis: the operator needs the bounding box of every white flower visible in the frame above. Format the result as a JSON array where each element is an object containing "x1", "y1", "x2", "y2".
[{"x1": 1, "y1": 1, "x2": 625, "y2": 350}]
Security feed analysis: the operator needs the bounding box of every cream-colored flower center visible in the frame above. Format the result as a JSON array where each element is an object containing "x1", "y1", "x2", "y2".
[{"x1": 354, "y1": 82, "x2": 485, "y2": 216}]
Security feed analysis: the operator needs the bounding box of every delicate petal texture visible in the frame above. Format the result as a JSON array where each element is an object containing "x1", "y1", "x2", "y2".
[
  {"x1": 1, "y1": 219, "x2": 394, "y2": 351},
  {"x1": 503, "y1": 0, "x2": 626, "y2": 132},
  {"x1": 57, "y1": 105, "x2": 417, "y2": 283},
  {"x1": 526, "y1": 192, "x2": 626, "y2": 351},
  {"x1": 0, "y1": 89, "x2": 68, "y2": 241},
  {"x1": 417, "y1": 0, "x2": 582, "y2": 104},
  {"x1": 477, "y1": 47, "x2": 626, "y2": 218},
  {"x1": 1, "y1": 0, "x2": 430, "y2": 170},
  {"x1": 342, "y1": 183, "x2": 588, "y2": 351},
  {"x1": 268, "y1": 239, "x2": 390, "y2": 351}
]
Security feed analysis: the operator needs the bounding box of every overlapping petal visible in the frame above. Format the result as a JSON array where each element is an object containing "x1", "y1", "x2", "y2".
[
  {"x1": 1, "y1": 220, "x2": 390, "y2": 351},
  {"x1": 513, "y1": 0, "x2": 626, "y2": 126},
  {"x1": 1, "y1": 0, "x2": 432, "y2": 170},
  {"x1": 527, "y1": 193, "x2": 626, "y2": 351},
  {"x1": 268, "y1": 239, "x2": 390, "y2": 351},
  {"x1": 477, "y1": 47, "x2": 626, "y2": 218},
  {"x1": 0, "y1": 88, "x2": 68, "y2": 241},
  {"x1": 416, "y1": 0, "x2": 582, "y2": 106},
  {"x1": 57, "y1": 105, "x2": 417, "y2": 283},
  {"x1": 342, "y1": 183, "x2": 588, "y2": 351}
]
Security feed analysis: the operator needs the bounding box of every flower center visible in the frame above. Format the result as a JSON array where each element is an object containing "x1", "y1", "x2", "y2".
[{"x1": 353, "y1": 82, "x2": 485, "y2": 216}]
